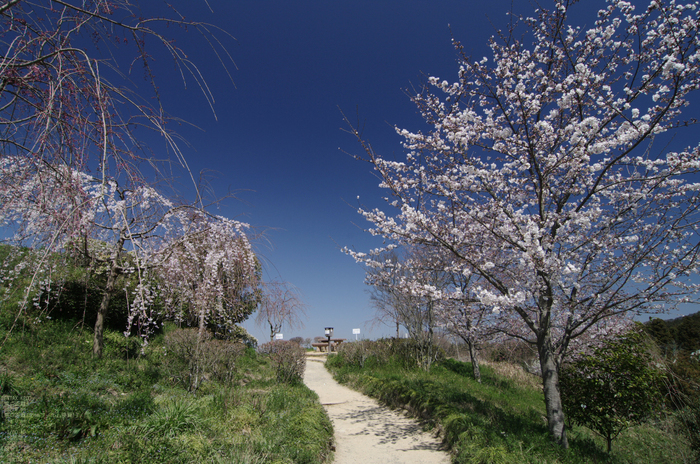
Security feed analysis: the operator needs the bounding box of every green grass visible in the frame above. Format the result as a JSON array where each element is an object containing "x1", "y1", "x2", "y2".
[
  {"x1": 0, "y1": 316, "x2": 333, "y2": 463},
  {"x1": 326, "y1": 352, "x2": 693, "y2": 463}
]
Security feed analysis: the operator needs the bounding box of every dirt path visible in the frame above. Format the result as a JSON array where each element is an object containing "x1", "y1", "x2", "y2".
[{"x1": 303, "y1": 354, "x2": 450, "y2": 464}]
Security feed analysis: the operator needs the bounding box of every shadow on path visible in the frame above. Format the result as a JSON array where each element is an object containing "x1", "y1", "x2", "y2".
[{"x1": 303, "y1": 355, "x2": 450, "y2": 464}]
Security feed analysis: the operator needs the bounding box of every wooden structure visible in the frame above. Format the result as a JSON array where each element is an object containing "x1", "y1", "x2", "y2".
[{"x1": 311, "y1": 338, "x2": 346, "y2": 352}]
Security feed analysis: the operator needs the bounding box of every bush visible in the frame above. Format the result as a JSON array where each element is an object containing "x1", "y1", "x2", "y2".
[
  {"x1": 258, "y1": 340, "x2": 306, "y2": 384},
  {"x1": 481, "y1": 338, "x2": 538, "y2": 366},
  {"x1": 163, "y1": 328, "x2": 245, "y2": 392},
  {"x1": 560, "y1": 328, "x2": 667, "y2": 453},
  {"x1": 206, "y1": 338, "x2": 245, "y2": 383},
  {"x1": 336, "y1": 340, "x2": 377, "y2": 368},
  {"x1": 389, "y1": 337, "x2": 445, "y2": 370},
  {"x1": 334, "y1": 338, "x2": 445, "y2": 371}
]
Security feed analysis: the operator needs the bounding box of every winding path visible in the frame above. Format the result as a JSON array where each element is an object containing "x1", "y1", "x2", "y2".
[{"x1": 303, "y1": 353, "x2": 450, "y2": 464}]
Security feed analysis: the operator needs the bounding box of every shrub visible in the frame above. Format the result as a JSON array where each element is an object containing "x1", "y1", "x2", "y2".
[
  {"x1": 163, "y1": 328, "x2": 245, "y2": 392},
  {"x1": 335, "y1": 338, "x2": 445, "y2": 371},
  {"x1": 104, "y1": 331, "x2": 143, "y2": 359},
  {"x1": 337, "y1": 340, "x2": 376, "y2": 368},
  {"x1": 560, "y1": 328, "x2": 667, "y2": 453},
  {"x1": 389, "y1": 337, "x2": 445, "y2": 370},
  {"x1": 481, "y1": 338, "x2": 538, "y2": 366},
  {"x1": 259, "y1": 340, "x2": 306, "y2": 384},
  {"x1": 205, "y1": 338, "x2": 245, "y2": 383}
]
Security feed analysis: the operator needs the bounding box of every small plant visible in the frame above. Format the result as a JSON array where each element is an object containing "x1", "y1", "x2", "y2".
[
  {"x1": 560, "y1": 327, "x2": 667, "y2": 453},
  {"x1": 54, "y1": 392, "x2": 111, "y2": 441},
  {"x1": 138, "y1": 397, "x2": 207, "y2": 438},
  {"x1": 0, "y1": 370, "x2": 20, "y2": 395},
  {"x1": 258, "y1": 341, "x2": 306, "y2": 384}
]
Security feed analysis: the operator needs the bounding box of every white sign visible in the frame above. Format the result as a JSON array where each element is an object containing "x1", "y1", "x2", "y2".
[
  {"x1": 352, "y1": 328, "x2": 361, "y2": 334},
  {"x1": 275, "y1": 333, "x2": 284, "y2": 340}
]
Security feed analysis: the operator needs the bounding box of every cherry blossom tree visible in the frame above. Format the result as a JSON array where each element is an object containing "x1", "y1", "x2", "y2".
[
  {"x1": 359, "y1": 246, "x2": 454, "y2": 369},
  {"x1": 365, "y1": 250, "x2": 421, "y2": 339},
  {"x1": 434, "y1": 273, "x2": 494, "y2": 383},
  {"x1": 156, "y1": 211, "x2": 261, "y2": 343},
  {"x1": 0, "y1": 0, "x2": 232, "y2": 178},
  {"x1": 0, "y1": 1, "x2": 239, "y2": 353},
  {"x1": 255, "y1": 281, "x2": 307, "y2": 342},
  {"x1": 0, "y1": 0, "x2": 233, "y2": 305},
  {"x1": 360, "y1": 245, "x2": 493, "y2": 378},
  {"x1": 1, "y1": 156, "x2": 173, "y2": 356},
  {"x1": 347, "y1": 0, "x2": 700, "y2": 447},
  {"x1": 0, "y1": 157, "x2": 261, "y2": 358}
]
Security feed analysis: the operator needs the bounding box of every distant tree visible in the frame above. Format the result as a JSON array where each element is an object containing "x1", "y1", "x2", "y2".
[
  {"x1": 366, "y1": 250, "x2": 414, "y2": 339},
  {"x1": 645, "y1": 317, "x2": 675, "y2": 355},
  {"x1": 436, "y1": 294, "x2": 490, "y2": 383},
  {"x1": 362, "y1": 246, "x2": 453, "y2": 370},
  {"x1": 255, "y1": 281, "x2": 307, "y2": 342},
  {"x1": 346, "y1": 0, "x2": 700, "y2": 447},
  {"x1": 560, "y1": 327, "x2": 666, "y2": 453},
  {"x1": 677, "y1": 316, "x2": 700, "y2": 352}
]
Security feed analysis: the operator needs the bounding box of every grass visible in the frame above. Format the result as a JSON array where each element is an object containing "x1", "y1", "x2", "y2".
[
  {"x1": 0, "y1": 317, "x2": 333, "y2": 463},
  {"x1": 326, "y1": 351, "x2": 693, "y2": 464}
]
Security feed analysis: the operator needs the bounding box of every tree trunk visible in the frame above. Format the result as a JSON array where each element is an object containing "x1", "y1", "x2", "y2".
[
  {"x1": 93, "y1": 238, "x2": 124, "y2": 358},
  {"x1": 538, "y1": 337, "x2": 569, "y2": 448},
  {"x1": 198, "y1": 305, "x2": 207, "y2": 339},
  {"x1": 467, "y1": 340, "x2": 481, "y2": 383}
]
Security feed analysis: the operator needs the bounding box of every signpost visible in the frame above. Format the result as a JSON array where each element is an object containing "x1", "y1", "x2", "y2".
[
  {"x1": 274, "y1": 333, "x2": 283, "y2": 340},
  {"x1": 353, "y1": 328, "x2": 360, "y2": 340}
]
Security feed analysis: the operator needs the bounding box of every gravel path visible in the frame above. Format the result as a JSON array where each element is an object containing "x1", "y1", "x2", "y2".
[{"x1": 303, "y1": 354, "x2": 450, "y2": 464}]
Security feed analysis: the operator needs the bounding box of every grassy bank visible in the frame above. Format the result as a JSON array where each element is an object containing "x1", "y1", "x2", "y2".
[
  {"x1": 326, "y1": 350, "x2": 691, "y2": 464},
  {"x1": 0, "y1": 319, "x2": 333, "y2": 463}
]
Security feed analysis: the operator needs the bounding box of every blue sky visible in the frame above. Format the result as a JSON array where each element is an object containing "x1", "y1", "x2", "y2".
[
  {"x1": 131, "y1": 0, "x2": 691, "y2": 342},
  {"x1": 138, "y1": 0, "x2": 528, "y2": 342}
]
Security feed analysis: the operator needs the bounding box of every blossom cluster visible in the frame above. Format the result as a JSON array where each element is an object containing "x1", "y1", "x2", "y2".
[{"x1": 348, "y1": 0, "x2": 700, "y2": 369}]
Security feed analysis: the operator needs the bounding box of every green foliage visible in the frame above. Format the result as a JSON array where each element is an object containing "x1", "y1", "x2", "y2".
[
  {"x1": 675, "y1": 402, "x2": 700, "y2": 461},
  {"x1": 0, "y1": 316, "x2": 333, "y2": 463},
  {"x1": 53, "y1": 393, "x2": 112, "y2": 441},
  {"x1": 645, "y1": 318, "x2": 675, "y2": 353},
  {"x1": 137, "y1": 396, "x2": 208, "y2": 438},
  {"x1": 0, "y1": 243, "x2": 148, "y2": 334},
  {"x1": 645, "y1": 312, "x2": 700, "y2": 355},
  {"x1": 226, "y1": 324, "x2": 259, "y2": 348},
  {"x1": 327, "y1": 353, "x2": 689, "y2": 463},
  {"x1": 560, "y1": 328, "x2": 667, "y2": 453},
  {"x1": 0, "y1": 370, "x2": 19, "y2": 395}
]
